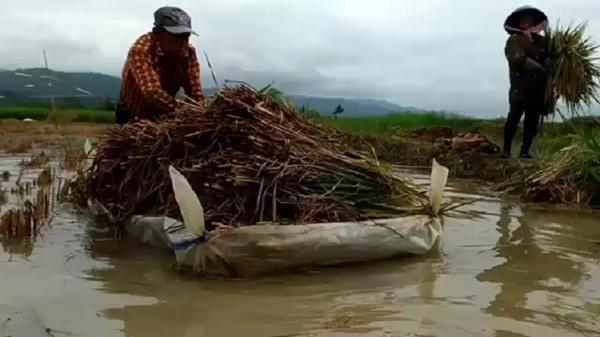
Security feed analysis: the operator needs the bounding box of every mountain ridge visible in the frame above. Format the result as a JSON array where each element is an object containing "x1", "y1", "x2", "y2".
[{"x1": 0, "y1": 68, "x2": 429, "y2": 116}]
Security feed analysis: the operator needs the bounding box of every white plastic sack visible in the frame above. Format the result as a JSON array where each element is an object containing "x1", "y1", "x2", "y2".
[
  {"x1": 120, "y1": 161, "x2": 448, "y2": 278},
  {"x1": 126, "y1": 216, "x2": 178, "y2": 250},
  {"x1": 125, "y1": 214, "x2": 442, "y2": 278}
]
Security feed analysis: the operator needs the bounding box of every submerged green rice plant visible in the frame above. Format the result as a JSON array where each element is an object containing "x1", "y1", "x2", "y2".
[{"x1": 576, "y1": 124, "x2": 600, "y2": 187}]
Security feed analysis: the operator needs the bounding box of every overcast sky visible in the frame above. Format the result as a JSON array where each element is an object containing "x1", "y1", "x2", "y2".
[{"x1": 1, "y1": 1, "x2": 600, "y2": 116}]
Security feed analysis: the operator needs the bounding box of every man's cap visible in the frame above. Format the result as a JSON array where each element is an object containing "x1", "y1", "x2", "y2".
[{"x1": 154, "y1": 6, "x2": 197, "y2": 35}]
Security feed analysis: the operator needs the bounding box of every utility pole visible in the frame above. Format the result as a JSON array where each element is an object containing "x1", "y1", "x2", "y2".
[{"x1": 43, "y1": 49, "x2": 58, "y2": 128}]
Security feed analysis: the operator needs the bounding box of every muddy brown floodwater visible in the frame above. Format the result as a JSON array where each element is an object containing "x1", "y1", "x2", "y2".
[{"x1": 0, "y1": 153, "x2": 599, "y2": 337}]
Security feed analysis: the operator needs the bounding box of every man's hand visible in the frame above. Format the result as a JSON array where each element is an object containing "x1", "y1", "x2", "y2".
[
  {"x1": 171, "y1": 96, "x2": 205, "y2": 115},
  {"x1": 183, "y1": 96, "x2": 205, "y2": 107}
]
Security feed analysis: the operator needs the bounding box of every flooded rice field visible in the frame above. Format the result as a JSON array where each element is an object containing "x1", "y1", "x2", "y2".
[{"x1": 1, "y1": 150, "x2": 599, "y2": 337}]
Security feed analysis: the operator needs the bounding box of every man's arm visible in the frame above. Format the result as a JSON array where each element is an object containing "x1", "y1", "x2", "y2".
[
  {"x1": 129, "y1": 49, "x2": 179, "y2": 114},
  {"x1": 505, "y1": 36, "x2": 527, "y2": 69},
  {"x1": 182, "y1": 48, "x2": 205, "y2": 104}
]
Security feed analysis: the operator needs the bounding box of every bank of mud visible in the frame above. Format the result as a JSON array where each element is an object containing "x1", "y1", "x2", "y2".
[
  {"x1": 345, "y1": 125, "x2": 600, "y2": 207},
  {"x1": 2, "y1": 120, "x2": 595, "y2": 208},
  {"x1": 345, "y1": 127, "x2": 527, "y2": 184},
  {"x1": 0, "y1": 120, "x2": 106, "y2": 154}
]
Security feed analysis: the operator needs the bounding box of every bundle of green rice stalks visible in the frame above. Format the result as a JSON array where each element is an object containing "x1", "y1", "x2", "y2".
[
  {"x1": 545, "y1": 23, "x2": 600, "y2": 114},
  {"x1": 500, "y1": 127, "x2": 600, "y2": 204},
  {"x1": 75, "y1": 86, "x2": 429, "y2": 228}
]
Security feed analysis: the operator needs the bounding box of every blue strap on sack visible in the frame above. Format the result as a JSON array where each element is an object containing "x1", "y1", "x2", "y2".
[
  {"x1": 170, "y1": 234, "x2": 207, "y2": 250},
  {"x1": 164, "y1": 221, "x2": 208, "y2": 251}
]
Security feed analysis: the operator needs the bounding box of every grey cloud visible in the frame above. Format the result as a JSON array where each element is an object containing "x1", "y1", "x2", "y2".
[{"x1": 1, "y1": 0, "x2": 600, "y2": 116}]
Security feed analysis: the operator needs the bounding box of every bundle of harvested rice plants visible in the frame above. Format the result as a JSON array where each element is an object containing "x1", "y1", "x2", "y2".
[
  {"x1": 546, "y1": 23, "x2": 600, "y2": 114},
  {"x1": 76, "y1": 86, "x2": 429, "y2": 228}
]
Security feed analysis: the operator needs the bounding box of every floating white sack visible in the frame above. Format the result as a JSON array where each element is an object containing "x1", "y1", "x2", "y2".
[
  {"x1": 120, "y1": 161, "x2": 449, "y2": 277},
  {"x1": 125, "y1": 214, "x2": 443, "y2": 278}
]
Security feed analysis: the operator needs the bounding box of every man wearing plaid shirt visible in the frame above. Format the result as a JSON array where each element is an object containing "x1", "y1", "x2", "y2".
[{"x1": 116, "y1": 6, "x2": 205, "y2": 124}]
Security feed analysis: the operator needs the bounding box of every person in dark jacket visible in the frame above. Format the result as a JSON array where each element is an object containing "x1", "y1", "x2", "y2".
[{"x1": 502, "y1": 6, "x2": 550, "y2": 159}]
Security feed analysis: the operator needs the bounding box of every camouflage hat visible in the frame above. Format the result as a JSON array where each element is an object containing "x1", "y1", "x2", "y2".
[{"x1": 154, "y1": 6, "x2": 197, "y2": 35}]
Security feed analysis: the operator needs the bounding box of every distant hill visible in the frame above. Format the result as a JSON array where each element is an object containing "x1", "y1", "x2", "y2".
[
  {"x1": 288, "y1": 95, "x2": 426, "y2": 117},
  {"x1": 0, "y1": 68, "x2": 427, "y2": 116},
  {"x1": 0, "y1": 68, "x2": 120, "y2": 109},
  {"x1": 0, "y1": 68, "x2": 120, "y2": 97}
]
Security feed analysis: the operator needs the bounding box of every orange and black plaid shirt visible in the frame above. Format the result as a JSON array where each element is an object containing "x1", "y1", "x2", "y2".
[{"x1": 118, "y1": 33, "x2": 204, "y2": 120}]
